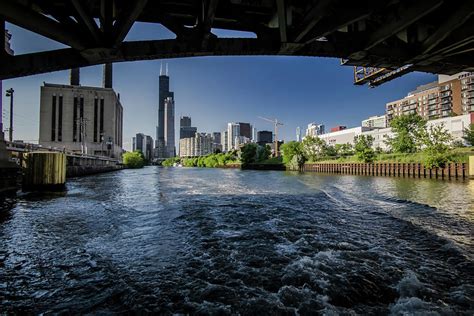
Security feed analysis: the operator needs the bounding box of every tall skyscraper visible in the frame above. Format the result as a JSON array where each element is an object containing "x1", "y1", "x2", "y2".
[
  {"x1": 164, "y1": 96, "x2": 175, "y2": 157},
  {"x1": 156, "y1": 63, "x2": 175, "y2": 158}
]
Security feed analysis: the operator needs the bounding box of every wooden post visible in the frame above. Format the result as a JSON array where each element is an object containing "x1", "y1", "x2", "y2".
[
  {"x1": 22, "y1": 152, "x2": 66, "y2": 190},
  {"x1": 469, "y1": 156, "x2": 474, "y2": 179}
]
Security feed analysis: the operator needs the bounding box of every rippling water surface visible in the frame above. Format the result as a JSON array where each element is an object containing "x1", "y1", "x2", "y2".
[{"x1": 1, "y1": 167, "x2": 473, "y2": 314}]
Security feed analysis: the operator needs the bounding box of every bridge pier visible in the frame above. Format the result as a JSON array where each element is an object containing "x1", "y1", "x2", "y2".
[{"x1": 22, "y1": 152, "x2": 66, "y2": 191}]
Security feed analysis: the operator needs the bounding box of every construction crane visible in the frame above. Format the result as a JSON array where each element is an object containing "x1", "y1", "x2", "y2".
[{"x1": 258, "y1": 116, "x2": 284, "y2": 157}]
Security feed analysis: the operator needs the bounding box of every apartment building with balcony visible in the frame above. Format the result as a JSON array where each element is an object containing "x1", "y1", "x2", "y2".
[{"x1": 385, "y1": 72, "x2": 474, "y2": 124}]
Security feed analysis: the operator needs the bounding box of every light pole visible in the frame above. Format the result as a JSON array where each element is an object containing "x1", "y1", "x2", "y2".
[{"x1": 5, "y1": 88, "x2": 14, "y2": 142}]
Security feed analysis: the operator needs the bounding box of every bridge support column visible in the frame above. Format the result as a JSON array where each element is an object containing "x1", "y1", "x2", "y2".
[{"x1": 22, "y1": 152, "x2": 66, "y2": 191}]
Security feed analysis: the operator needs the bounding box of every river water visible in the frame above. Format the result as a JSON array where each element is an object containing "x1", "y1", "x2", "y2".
[{"x1": 0, "y1": 167, "x2": 473, "y2": 314}]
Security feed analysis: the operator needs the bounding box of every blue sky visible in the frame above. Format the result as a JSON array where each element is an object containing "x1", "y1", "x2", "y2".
[{"x1": 2, "y1": 22, "x2": 436, "y2": 150}]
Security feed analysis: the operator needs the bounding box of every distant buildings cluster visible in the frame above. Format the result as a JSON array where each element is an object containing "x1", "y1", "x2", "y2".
[{"x1": 34, "y1": 60, "x2": 474, "y2": 163}]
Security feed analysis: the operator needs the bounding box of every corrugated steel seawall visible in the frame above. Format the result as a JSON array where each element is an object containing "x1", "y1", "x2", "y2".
[{"x1": 303, "y1": 162, "x2": 469, "y2": 180}]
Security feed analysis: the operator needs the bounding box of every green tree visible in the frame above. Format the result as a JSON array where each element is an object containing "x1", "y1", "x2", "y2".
[
  {"x1": 240, "y1": 143, "x2": 258, "y2": 166},
  {"x1": 420, "y1": 124, "x2": 453, "y2": 168},
  {"x1": 256, "y1": 144, "x2": 271, "y2": 162},
  {"x1": 462, "y1": 123, "x2": 474, "y2": 146},
  {"x1": 123, "y1": 151, "x2": 145, "y2": 168},
  {"x1": 287, "y1": 153, "x2": 307, "y2": 171},
  {"x1": 280, "y1": 141, "x2": 303, "y2": 164},
  {"x1": 386, "y1": 114, "x2": 426, "y2": 153},
  {"x1": 354, "y1": 135, "x2": 376, "y2": 163},
  {"x1": 335, "y1": 143, "x2": 353, "y2": 157},
  {"x1": 301, "y1": 136, "x2": 327, "y2": 162}
]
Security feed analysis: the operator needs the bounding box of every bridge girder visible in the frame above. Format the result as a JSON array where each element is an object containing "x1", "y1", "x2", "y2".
[{"x1": 1, "y1": 0, "x2": 474, "y2": 85}]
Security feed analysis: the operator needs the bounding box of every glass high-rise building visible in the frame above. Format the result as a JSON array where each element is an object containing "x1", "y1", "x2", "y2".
[{"x1": 156, "y1": 64, "x2": 175, "y2": 158}]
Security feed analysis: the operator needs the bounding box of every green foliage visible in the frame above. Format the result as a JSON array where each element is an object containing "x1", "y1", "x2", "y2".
[
  {"x1": 177, "y1": 152, "x2": 239, "y2": 168},
  {"x1": 240, "y1": 143, "x2": 258, "y2": 166},
  {"x1": 123, "y1": 151, "x2": 145, "y2": 168},
  {"x1": 420, "y1": 124, "x2": 453, "y2": 168},
  {"x1": 462, "y1": 123, "x2": 474, "y2": 146},
  {"x1": 256, "y1": 145, "x2": 272, "y2": 162},
  {"x1": 334, "y1": 143, "x2": 353, "y2": 157},
  {"x1": 280, "y1": 141, "x2": 303, "y2": 164},
  {"x1": 162, "y1": 157, "x2": 180, "y2": 167},
  {"x1": 354, "y1": 135, "x2": 376, "y2": 163},
  {"x1": 386, "y1": 114, "x2": 426, "y2": 153},
  {"x1": 301, "y1": 136, "x2": 327, "y2": 162},
  {"x1": 287, "y1": 153, "x2": 307, "y2": 171}
]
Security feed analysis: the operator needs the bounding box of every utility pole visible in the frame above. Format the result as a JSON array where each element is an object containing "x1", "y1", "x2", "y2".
[{"x1": 5, "y1": 88, "x2": 14, "y2": 142}]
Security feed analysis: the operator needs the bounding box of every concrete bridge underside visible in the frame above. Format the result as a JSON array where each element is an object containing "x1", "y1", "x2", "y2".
[{"x1": 1, "y1": 0, "x2": 474, "y2": 86}]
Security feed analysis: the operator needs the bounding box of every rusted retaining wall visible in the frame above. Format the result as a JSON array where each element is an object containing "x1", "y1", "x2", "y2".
[{"x1": 303, "y1": 162, "x2": 468, "y2": 180}]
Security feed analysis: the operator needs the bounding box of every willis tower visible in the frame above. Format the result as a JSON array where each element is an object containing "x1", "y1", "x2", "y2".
[{"x1": 155, "y1": 63, "x2": 175, "y2": 158}]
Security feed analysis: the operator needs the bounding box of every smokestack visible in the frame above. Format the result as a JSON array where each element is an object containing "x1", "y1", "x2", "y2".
[
  {"x1": 70, "y1": 68, "x2": 80, "y2": 86},
  {"x1": 103, "y1": 63, "x2": 113, "y2": 88}
]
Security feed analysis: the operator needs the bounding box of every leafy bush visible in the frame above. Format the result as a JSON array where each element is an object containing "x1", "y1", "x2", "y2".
[
  {"x1": 287, "y1": 153, "x2": 307, "y2": 171},
  {"x1": 123, "y1": 151, "x2": 145, "y2": 168},
  {"x1": 162, "y1": 157, "x2": 180, "y2": 166},
  {"x1": 420, "y1": 124, "x2": 453, "y2": 168},
  {"x1": 280, "y1": 141, "x2": 303, "y2": 164}
]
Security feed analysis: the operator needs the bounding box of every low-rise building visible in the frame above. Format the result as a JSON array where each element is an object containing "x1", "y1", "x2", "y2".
[
  {"x1": 330, "y1": 126, "x2": 347, "y2": 132},
  {"x1": 319, "y1": 113, "x2": 473, "y2": 149}
]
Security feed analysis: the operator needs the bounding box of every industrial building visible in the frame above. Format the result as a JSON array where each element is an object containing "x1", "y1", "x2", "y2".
[{"x1": 39, "y1": 67, "x2": 123, "y2": 158}]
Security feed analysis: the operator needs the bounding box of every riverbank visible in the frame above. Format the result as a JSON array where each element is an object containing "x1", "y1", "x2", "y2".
[{"x1": 303, "y1": 161, "x2": 469, "y2": 180}]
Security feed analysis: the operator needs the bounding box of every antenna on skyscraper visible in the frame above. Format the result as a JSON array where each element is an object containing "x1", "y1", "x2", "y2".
[
  {"x1": 166, "y1": 63, "x2": 169, "y2": 76},
  {"x1": 160, "y1": 62, "x2": 163, "y2": 76}
]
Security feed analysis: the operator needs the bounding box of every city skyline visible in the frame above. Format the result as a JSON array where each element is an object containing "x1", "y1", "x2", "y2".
[{"x1": 1, "y1": 22, "x2": 437, "y2": 151}]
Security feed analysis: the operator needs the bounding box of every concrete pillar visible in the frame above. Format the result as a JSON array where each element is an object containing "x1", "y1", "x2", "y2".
[
  {"x1": 22, "y1": 152, "x2": 66, "y2": 190},
  {"x1": 103, "y1": 63, "x2": 113, "y2": 88},
  {"x1": 70, "y1": 68, "x2": 80, "y2": 85}
]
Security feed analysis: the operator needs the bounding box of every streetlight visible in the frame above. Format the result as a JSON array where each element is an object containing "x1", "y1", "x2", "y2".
[{"x1": 5, "y1": 88, "x2": 14, "y2": 142}]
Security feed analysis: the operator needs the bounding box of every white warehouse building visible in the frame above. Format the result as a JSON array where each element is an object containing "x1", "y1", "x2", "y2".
[{"x1": 318, "y1": 114, "x2": 472, "y2": 149}]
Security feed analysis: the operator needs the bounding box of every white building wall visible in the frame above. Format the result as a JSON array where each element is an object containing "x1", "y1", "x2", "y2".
[{"x1": 39, "y1": 83, "x2": 123, "y2": 158}]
